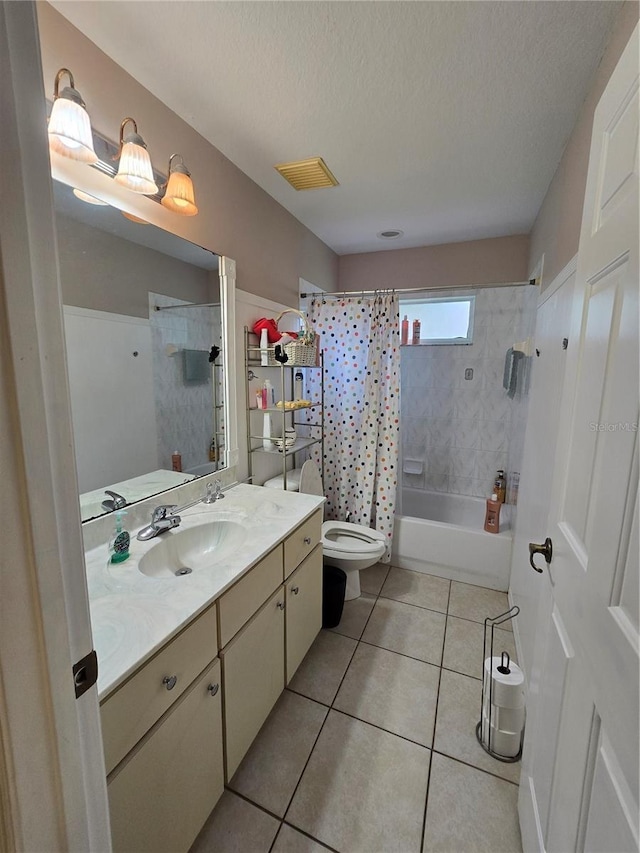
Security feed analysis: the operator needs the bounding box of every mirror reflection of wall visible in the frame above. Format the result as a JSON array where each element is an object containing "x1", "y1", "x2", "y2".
[
  {"x1": 150, "y1": 293, "x2": 223, "y2": 475},
  {"x1": 53, "y1": 179, "x2": 224, "y2": 522}
]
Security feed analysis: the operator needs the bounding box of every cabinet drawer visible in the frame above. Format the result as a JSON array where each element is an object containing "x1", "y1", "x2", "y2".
[
  {"x1": 221, "y1": 587, "x2": 285, "y2": 779},
  {"x1": 108, "y1": 659, "x2": 224, "y2": 853},
  {"x1": 218, "y1": 545, "x2": 283, "y2": 647},
  {"x1": 286, "y1": 544, "x2": 323, "y2": 682},
  {"x1": 284, "y1": 510, "x2": 322, "y2": 579},
  {"x1": 101, "y1": 605, "x2": 217, "y2": 775}
]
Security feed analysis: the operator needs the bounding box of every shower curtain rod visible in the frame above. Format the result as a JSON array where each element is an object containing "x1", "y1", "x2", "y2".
[
  {"x1": 300, "y1": 279, "x2": 534, "y2": 299},
  {"x1": 154, "y1": 301, "x2": 221, "y2": 311}
]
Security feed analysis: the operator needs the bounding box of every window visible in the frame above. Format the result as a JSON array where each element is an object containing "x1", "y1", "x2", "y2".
[{"x1": 400, "y1": 293, "x2": 475, "y2": 345}]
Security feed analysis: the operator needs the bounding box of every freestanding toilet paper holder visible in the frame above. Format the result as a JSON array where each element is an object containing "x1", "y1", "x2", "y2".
[{"x1": 475, "y1": 605, "x2": 523, "y2": 763}]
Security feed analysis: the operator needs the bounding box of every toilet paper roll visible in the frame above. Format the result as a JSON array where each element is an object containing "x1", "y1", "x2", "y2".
[
  {"x1": 481, "y1": 702, "x2": 525, "y2": 735},
  {"x1": 483, "y1": 656, "x2": 525, "y2": 710},
  {"x1": 480, "y1": 718, "x2": 522, "y2": 758}
]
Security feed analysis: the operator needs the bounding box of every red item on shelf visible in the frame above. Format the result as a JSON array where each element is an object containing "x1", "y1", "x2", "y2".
[{"x1": 252, "y1": 317, "x2": 299, "y2": 344}]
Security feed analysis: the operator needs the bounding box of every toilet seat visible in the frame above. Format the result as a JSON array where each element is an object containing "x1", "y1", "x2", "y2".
[{"x1": 322, "y1": 521, "x2": 386, "y2": 558}]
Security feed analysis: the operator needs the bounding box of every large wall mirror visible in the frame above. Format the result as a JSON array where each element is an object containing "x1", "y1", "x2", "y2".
[{"x1": 52, "y1": 178, "x2": 236, "y2": 522}]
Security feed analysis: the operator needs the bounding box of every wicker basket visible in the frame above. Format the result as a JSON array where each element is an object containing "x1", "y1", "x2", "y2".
[{"x1": 267, "y1": 308, "x2": 317, "y2": 366}]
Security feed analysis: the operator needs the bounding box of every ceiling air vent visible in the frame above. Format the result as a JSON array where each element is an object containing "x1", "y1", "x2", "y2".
[{"x1": 274, "y1": 157, "x2": 339, "y2": 191}]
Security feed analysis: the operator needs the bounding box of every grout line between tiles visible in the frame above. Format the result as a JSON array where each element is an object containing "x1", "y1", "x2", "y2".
[
  {"x1": 441, "y1": 663, "x2": 482, "y2": 681},
  {"x1": 225, "y1": 786, "x2": 286, "y2": 824},
  {"x1": 328, "y1": 706, "x2": 433, "y2": 751},
  {"x1": 281, "y1": 820, "x2": 341, "y2": 853},
  {"x1": 431, "y1": 749, "x2": 521, "y2": 787},
  {"x1": 284, "y1": 685, "x2": 332, "y2": 708},
  {"x1": 358, "y1": 636, "x2": 443, "y2": 668},
  {"x1": 376, "y1": 593, "x2": 448, "y2": 617},
  {"x1": 419, "y1": 574, "x2": 452, "y2": 852}
]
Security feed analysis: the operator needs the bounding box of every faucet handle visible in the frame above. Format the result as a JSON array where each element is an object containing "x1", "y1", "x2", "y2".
[
  {"x1": 152, "y1": 504, "x2": 177, "y2": 523},
  {"x1": 214, "y1": 479, "x2": 224, "y2": 500},
  {"x1": 105, "y1": 490, "x2": 127, "y2": 509}
]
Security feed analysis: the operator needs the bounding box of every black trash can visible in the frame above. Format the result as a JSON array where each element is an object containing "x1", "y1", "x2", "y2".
[{"x1": 322, "y1": 564, "x2": 347, "y2": 629}]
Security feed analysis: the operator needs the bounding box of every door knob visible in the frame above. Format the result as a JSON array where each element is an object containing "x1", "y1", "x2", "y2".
[
  {"x1": 529, "y1": 538, "x2": 553, "y2": 573},
  {"x1": 162, "y1": 675, "x2": 178, "y2": 690},
  {"x1": 291, "y1": 586, "x2": 300, "y2": 595},
  {"x1": 207, "y1": 683, "x2": 219, "y2": 697}
]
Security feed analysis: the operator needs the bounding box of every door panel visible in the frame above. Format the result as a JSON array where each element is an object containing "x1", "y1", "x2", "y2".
[
  {"x1": 532, "y1": 606, "x2": 573, "y2": 841},
  {"x1": 519, "y1": 23, "x2": 639, "y2": 853},
  {"x1": 583, "y1": 731, "x2": 638, "y2": 853},
  {"x1": 509, "y1": 268, "x2": 575, "y2": 682}
]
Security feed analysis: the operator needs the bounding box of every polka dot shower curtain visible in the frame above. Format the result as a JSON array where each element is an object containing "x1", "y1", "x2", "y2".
[{"x1": 306, "y1": 292, "x2": 400, "y2": 560}]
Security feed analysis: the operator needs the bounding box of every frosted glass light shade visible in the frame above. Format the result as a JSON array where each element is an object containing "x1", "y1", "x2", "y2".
[
  {"x1": 115, "y1": 141, "x2": 158, "y2": 195},
  {"x1": 72, "y1": 188, "x2": 109, "y2": 206},
  {"x1": 48, "y1": 96, "x2": 98, "y2": 164},
  {"x1": 161, "y1": 168, "x2": 198, "y2": 216}
]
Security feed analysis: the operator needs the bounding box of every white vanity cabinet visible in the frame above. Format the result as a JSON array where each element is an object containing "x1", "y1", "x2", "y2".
[
  {"x1": 107, "y1": 660, "x2": 224, "y2": 853},
  {"x1": 101, "y1": 605, "x2": 219, "y2": 775},
  {"x1": 102, "y1": 605, "x2": 223, "y2": 853},
  {"x1": 100, "y1": 506, "x2": 323, "y2": 851}
]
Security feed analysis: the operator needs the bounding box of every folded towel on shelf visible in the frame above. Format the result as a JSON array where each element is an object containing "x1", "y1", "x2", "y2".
[{"x1": 503, "y1": 348, "x2": 524, "y2": 399}]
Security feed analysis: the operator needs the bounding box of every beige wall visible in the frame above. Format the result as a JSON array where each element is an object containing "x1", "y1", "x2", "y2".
[
  {"x1": 37, "y1": 3, "x2": 338, "y2": 306},
  {"x1": 338, "y1": 234, "x2": 530, "y2": 292},
  {"x1": 530, "y1": 2, "x2": 639, "y2": 289}
]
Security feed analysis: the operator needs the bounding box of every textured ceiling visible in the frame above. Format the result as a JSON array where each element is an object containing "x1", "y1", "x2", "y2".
[{"x1": 50, "y1": 1, "x2": 621, "y2": 255}]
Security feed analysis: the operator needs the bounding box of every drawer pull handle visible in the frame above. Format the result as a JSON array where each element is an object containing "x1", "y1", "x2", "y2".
[
  {"x1": 207, "y1": 683, "x2": 219, "y2": 697},
  {"x1": 277, "y1": 601, "x2": 285, "y2": 610},
  {"x1": 162, "y1": 675, "x2": 178, "y2": 691},
  {"x1": 303, "y1": 536, "x2": 312, "y2": 545},
  {"x1": 291, "y1": 586, "x2": 300, "y2": 595}
]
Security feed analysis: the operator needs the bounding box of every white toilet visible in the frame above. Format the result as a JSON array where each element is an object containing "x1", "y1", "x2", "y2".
[{"x1": 299, "y1": 461, "x2": 387, "y2": 600}]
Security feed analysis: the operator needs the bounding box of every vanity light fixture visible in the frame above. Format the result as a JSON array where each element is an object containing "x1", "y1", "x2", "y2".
[
  {"x1": 72, "y1": 188, "x2": 109, "y2": 206},
  {"x1": 48, "y1": 68, "x2": 98, "y2": 164},
  {"x1": 161, "y1": 154, "x2": 198, "y2": 216},
  {"x1": 121, "y1": 211, "x2": 150, "y2": 225},
  {"x1": 114, "y1": 117, "x2": 158, "y2": 195}
]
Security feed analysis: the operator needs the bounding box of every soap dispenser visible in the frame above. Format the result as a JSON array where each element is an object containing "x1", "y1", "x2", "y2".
[{"x1": 108, "y1": 510, "x2": 131, "y2": 564}]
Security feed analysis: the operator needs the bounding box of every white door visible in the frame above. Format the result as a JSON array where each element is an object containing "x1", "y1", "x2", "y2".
[
  {"x1": 509, "y1": 260, "x2": 576, "y2": 680},
  {"x1": 519, "y1": 23, "x2": 639, "y2": 853}
]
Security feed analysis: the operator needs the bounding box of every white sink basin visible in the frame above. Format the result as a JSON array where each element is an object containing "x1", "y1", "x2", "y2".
[{"x1": 138, "y1": 520, "x2": 246, "y2": 579}]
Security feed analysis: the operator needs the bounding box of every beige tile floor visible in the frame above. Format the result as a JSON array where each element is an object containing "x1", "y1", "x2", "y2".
[{"x1": 191, "y1": 567, "x2": 523, "y2": 853}]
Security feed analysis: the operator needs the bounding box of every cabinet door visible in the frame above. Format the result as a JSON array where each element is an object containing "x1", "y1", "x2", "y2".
[
  {"x1": 286, "y1": 544, "x2": 323, "y2": 683},
  {"x1": 101, "y1": 605, "x2": 218, "y2": 775},
  {"x1": 221, "y1": 587, "x2": 285, "y2": 779},
  {"x1": 107, "y1": 659, "x2": 224, "y2": 853},
  {"x1": 284, "y1": 510, "x2": 322, "y2": 578},
  {"x1": 218, "y1": 545, "x2": 283, "y2": 647}
]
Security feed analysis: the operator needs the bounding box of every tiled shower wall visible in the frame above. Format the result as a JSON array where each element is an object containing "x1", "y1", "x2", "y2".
[
  {"x1": 150, "y1": 293, "x2": 222, "y2": 473},
  {"x1": 400, "y1": 285, "x2": 538, "y2": 501}
]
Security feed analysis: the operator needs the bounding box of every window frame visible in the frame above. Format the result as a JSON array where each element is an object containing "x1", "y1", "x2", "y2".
[{"x1": 400, "y1": 292, "x2": 476, "y2": 346}]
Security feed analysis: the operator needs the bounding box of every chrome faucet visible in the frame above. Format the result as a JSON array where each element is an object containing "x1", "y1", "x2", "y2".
[
  {"x1": 137, "y1": 505, "x2": 181, "y2": 541},
  {"x1": 102, "y1": 490, "x2": 127, "y2": 511},
  {"x1": 202, "y1": 480, "x2": 225, "y2": 504}
]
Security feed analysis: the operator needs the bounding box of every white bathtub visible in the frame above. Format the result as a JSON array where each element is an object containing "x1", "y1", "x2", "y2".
[{"x1": 391, "y1": 488, "x2": 513, "y2": 591}]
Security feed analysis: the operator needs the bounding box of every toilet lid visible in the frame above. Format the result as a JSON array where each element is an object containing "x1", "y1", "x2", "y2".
[
  {"x1": 299, "y1": 460, "x2": 324, "y2": 497},
  {"x1": 322, "y1": 521, "x2": 386, "y2": 555}
]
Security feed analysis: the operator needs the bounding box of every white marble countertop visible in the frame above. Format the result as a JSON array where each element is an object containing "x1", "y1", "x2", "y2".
[{"x1": 84, "y1": 483, "x2": 325, "y2": 698}]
